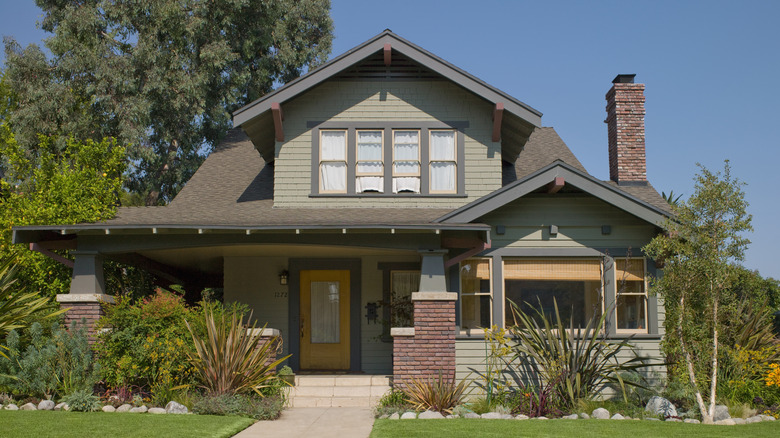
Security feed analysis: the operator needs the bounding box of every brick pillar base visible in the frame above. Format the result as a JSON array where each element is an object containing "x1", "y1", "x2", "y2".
[
  {"x1": 248, "y1": 328, "x2": 283, "y2": 368},
  {"x1": 56, "y1": 294, "x2": 115, "y2": 344},
  {"x1": 392, "y1": 292, "x2": 457, "y2": 388}
]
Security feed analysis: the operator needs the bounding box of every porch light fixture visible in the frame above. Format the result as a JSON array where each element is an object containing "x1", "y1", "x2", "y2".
[{"x1": 279, "y1": 270, "x2": 289, "y2": 285}]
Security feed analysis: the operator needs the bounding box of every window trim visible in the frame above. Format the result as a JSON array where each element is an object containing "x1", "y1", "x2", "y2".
[
  {"x1": 613, "y1": 257, "x2": 649, "y2": 334},
  {"x1": 309, "y1": 121, "x2": 467, "y2": 197},
  {"x1": 318, "y1": 129, "x2": 348, "y2": 194}
]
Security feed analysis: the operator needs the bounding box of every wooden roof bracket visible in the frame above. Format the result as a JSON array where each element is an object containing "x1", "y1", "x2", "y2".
[
  {"x1": 383, "y1": 43, "x2": 392, "y2": 66},
  {"x1": 492, "y1": 102, "x2": 504, "y2": 142},
  {"x1": 547, "y1": 176, "x2": 565, "y2": 193},
  {"x1": 444, "y1": 241, "x2": 491, "y2": 269},
  {"x1": 29, "y1": 243, "x2": 74, "y2": 268},
  {"x1": 271, "y1": 102, "x2": 284, "y2": 142}
]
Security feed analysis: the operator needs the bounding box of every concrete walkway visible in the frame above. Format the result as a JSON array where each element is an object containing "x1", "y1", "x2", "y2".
[{"x1": 234, "y1": 407, "x2": 375, "y2": 438}]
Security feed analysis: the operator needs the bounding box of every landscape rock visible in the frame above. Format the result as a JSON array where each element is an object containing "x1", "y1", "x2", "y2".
[
  {"x1": 129, "y1": 406, "x2": 148, "y2": 413},
  {"x1": 418, "y1": 411, "x2": 444, "y2": 419},
  {"x1": 533, "y1": 416, "x2": 549, "y2": 420},
  {"x1": 713, "y1": 405, "x2": 730, "y2": 422},
  {"x1": 611, "y1": 413, "x2": 625, "y2": 420},
  {"x1": 714, "y1": 418, "x2": 736, "y2": 425},
  {"x1": 514, "y1": 414, "x2": 529, "y2": 420},
  {"x1": 388, "y1": 413, "x2": 400, "y2": 420},
  {"x1": 102, "y1": 405, "x2": 116, "y2": 413},
  {"x1": 759, "y1": 415, "x2": 776, "y2": 421},
  {"x1": 665, "y1": 418, "x2": 682, "y2": 422},
  {"x1": 445, "y1": 415, "x2": 454, "y2": 419},
  {"x1": 481, "y1": 412, "x2": 503, "y2": 419},
  {"x1": 400, "y1": 411, "x2": 417, "y2": 420},
  {"x1": 579, "y1": 413, "x2": 590, "y2": 419},
  {"x1": 5, "y1": 404, "x2": 18, "y2": 411},
  {"x1": 563, "y1": 414, "x2": 578, "y2": 420},
  {"x1": 592, "y1": 408, "x2": 610, "y2": 419},
  {"x1": 684, "y1": 419, "x2": 700, "y2": 424},
  {"x1": 62, "y1": 404, "x2": 70, "y2": 411},
  {"x1": 116, "y1": 404, "x2": 132, "y2": 413},
  {"x1": 38, "y1": 400, "x2": 55, "y2": 411},
  {"x1": 20, "y1": 403, "x2": 37, "y2": 411},
  {"x1": 464, "y1": 412, "x2": 480, "y2": 419},
  {"x1": 379, "y1": 414, "x2": 389, "y2": 419},
  {"x1": 645, "y1": 418, "x2": 660, "y2": 421},
  {"x1": 746, "y1": 416, "x2": 762, "y2": 424},
  {"x1": 165, "y1": 401, "x2": 188, "y2": 414},
  {"x1": 54, "y1": 403, "x2": 67, "y2": 411},
  {"x1": 732, "y1": 418, "x2": 746, "y2": 425},
  {"x1": 148, "y1": 408, "x2": 166, "y2": 414},
  {"x1": 645, "y1": 396, "x2": 678, "y2": 419}
]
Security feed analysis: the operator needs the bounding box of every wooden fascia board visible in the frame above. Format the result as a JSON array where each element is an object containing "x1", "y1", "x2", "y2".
[
  {"x1": 436, "y1": 163, "x2": 670, "y2": 225},
  {"x1": 232, "y1": 31, "x2": 542, "y2": 128}
]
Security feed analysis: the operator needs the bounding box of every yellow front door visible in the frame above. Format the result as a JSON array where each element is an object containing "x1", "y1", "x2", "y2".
[{"x1": 300, "y1": 270, "x2": 350, "y2": 370}]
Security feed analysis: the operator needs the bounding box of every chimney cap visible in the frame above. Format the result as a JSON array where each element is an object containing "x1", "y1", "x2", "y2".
[{"x1": 612, "y1": 74, "x2": 636, "y2": 84}]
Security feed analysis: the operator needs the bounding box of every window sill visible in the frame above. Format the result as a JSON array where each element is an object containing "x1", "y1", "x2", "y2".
[
  {"x1": 309, "y1": 193, "x2": 467, "y2": 198},
  {"x1": 455, "y1": 332, "x2": 662, "y2": 341}
]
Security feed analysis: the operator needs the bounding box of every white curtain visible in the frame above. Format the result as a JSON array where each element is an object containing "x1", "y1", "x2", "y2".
[
  {"x1": 321, "y1": 131, "x2": 346, "y2": 160},
  {"x1": 430, "y1": 162, "x2": 456, "y2": 192},
  {"x1": 310, "y1": 281, "x2": 340, "y2": 344},
  {"x1": 430, "y1": 131, "x2": 455, "y2": 160},
  {"x1": 320, "y1": 162, "x2": 346, "y2": 192},
  {"x1": 356, "y1": 176, "x2": 384, "y2": 192},
  {"x1": 357, "y1": 131, "x2": 382, "y2": 160},
  {"x1": 393, "y1": 177, "x2": 420, "y2": 193}
]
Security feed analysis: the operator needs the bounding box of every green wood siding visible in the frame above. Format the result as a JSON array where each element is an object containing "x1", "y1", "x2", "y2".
[
  {"x1": 274, "y1": 80, "x2": 500, "y2": 208},
  {"x1": 482, "y1": 194, "x2": 658, "y2": 249}
]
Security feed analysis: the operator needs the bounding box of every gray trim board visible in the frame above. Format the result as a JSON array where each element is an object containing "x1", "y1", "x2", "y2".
[
  {"x1": 434, "y1": 161, "x2": 671, "y2": 226},
  {"x1": 233, "y1": 30, "x2": 541, "y2": 127},
  {"x1": 310, "y1": 121, "x2": 467, "y2": 197},
  {"x1": 288, "y1": 258, "x2": 362, "y2": 373}
]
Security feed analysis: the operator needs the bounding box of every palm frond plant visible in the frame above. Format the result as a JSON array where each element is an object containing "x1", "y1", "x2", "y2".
[
  {"x1": 184, "y1": 308, "x2": 291, "y2": 396},
  {"x1": 403, "y1": 370, "x2": 470, "y2": 414},
  {"x1": 0, "y1": 256, "x2": 65, "y2": 359},
  {"x1": 507, "y1": 298, "x2": 650, "y2": 408}
]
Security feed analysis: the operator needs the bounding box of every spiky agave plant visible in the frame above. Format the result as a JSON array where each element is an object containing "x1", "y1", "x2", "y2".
[
  {"x1": 507, "y1": 298, "x2": 649, "y2": 407},
  {"x1": 185, "y1": 308, "x2": 290, "y2": 396},
  {"x1": 403, "y1": 370, "x2": 470, "y2": 414}
]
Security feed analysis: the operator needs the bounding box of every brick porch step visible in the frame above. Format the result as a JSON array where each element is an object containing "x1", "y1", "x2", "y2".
[{"x1": 287, "y1": 375, "x2": 391, "y2": 408}]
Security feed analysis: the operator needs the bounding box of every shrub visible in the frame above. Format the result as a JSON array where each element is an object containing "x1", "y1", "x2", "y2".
[
  {"x1": 0, "y1": 321, "x2": 99, "y2": 399},
  {"x1": 63, "y1": 388, "x2": 101, "y2": 412},
  {"x1": 402, "y1": 371, "x2": 469, "y2": 414},
  {"x1": 185, "y1": 308, "x2": 289, "y2": 396},
  {"x1": 503, "y1": 376, "x2": 564, "y2": 418},
  {"x1": 192, "y1": 393, "x2": 283, "y2": 420},
  {"x1": 507, "y1": 298, "x2": 649, "y2": 408},
  {"x1": 375, "y1": 388, "x2": 412, "y2": 417}
]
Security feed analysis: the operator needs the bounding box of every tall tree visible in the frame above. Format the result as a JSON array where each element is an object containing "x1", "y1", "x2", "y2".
[
  {"x1": 644, "y1": 161, "x2": 753, "y2": 423},
  {"x1": 3, "y1": 0, "x2": 333, "y2": 205}
]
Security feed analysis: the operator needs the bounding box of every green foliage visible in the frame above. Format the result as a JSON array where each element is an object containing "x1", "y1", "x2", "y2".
[
  {"x1": 0, "y1": 321, "x2": 99, "y2": 399},
  {"x1": 480, "y1": 325, "x2": 513, "y2": 404},
  {"x1": 94, "y1": 290, "x2": 196, "y2": 394},
  {"x1": 507, "y1": 298, "x2": 649, "y2": 409},
  {"x1": 3, "y1": 0, "x2": 333, "y2": 205},
  {"x1": 402, "y1": 371, "x2": 470, "y2": 414},
  {"x1": 503, "y1": 377, "x2": 564, "y2": 418},
  {"x1": 375, "y1": 388, "x2": 413, "y2": 417},
  {"x1": 645, "y1": 161, "x2": 753, "y2": 419},
  {"x1": 185, "y1": 307, "x2": 289, "y2": 396},
  {"x1": 0, "y1": 256, "x2": 63, "y2": 358},
  {"x1": 192, "y1": 393, "x2": 283, "y2": 420},
  {"x1": 0, "y1": 129, "x2": 127, "y2": 297},
  {"x1": 63, "y1": 388, "x2": 101, "y2": 412}
]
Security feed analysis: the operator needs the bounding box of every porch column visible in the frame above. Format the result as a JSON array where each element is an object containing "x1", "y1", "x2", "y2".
[
  {"x1": 56, "y1": 251, "x2": 114, "y2": 343},
  {"x1": 392, "y1": 250, "x2": 457, "y2": 387}
]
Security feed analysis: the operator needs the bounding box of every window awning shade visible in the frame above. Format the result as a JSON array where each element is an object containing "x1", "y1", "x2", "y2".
[
  {"x1": 503, "y1": 259, "x2": 602, "y2": 281},
  {"x1": 615, "y1": 259, "x2": 645, "y2": 282}
]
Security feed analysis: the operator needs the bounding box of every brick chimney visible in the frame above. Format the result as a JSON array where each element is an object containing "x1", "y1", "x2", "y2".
[{"x1": 606, "y1": 74, "x2": 647, "y2": 185}]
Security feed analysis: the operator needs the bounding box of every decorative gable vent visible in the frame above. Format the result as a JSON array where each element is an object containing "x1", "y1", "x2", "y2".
[{"x1": 335, "y1": 50, "x2": 442, "y2": 80}]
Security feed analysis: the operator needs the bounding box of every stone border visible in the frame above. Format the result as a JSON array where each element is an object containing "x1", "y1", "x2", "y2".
[
  {"x1": 411, "y1": 292, "x2": 457, "y2": 301},
  {"x1": 56, "y1": 293, "x2": 116, "y2": 304}
]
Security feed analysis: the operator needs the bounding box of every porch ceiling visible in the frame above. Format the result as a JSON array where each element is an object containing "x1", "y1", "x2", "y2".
[{"x1": 136, "y1": 244, "x2": 418, "y2": 275}]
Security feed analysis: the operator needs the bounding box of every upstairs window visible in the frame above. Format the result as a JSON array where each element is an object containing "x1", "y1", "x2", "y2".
[
  {"x1": 319, "y1": 130, "x2": 347, "y2": 193},
  {"x1": 392, "y1": 130, "x2": 421, "y2": 193},
  {"x1": 430, "y1": 130, "x2": 457, "y2": 193},
  {"x1": 356, "y1": 130, "x2": 384, "y2": 193}
]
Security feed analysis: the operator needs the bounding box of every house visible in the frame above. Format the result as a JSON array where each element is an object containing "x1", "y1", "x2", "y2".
[{"x1": 13, "y1": 31, "x2": 671, "y2": 400}]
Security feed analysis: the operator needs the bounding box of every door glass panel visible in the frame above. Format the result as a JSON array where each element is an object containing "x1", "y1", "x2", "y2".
[{"x1": 310, "y1": 281, "x2": 340, "y2": 343}]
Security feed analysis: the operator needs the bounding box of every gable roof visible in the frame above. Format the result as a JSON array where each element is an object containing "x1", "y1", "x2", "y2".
[
  {"x1": 436, "y1": 160, "x2": 671, "y2": 225},
  {"x1": 233, "y1": 30, "x2": 542, "y2": 128}
]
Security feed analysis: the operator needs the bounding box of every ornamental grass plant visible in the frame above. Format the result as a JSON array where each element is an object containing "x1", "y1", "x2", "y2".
[{"x1": 402, "y1": 370, "x2": 470, "y2": 414}]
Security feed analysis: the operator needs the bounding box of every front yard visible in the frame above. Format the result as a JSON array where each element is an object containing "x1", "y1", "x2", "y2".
[
  {"x1": 0, "y1": 411, "x2": 254, "y2": 438},
  {"x1": 370, "y1": 418, "x2": 780, "y2": 438}
]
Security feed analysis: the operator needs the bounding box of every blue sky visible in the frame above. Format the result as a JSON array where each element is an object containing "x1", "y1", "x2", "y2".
[{"x1": 2, "y1": 1, "x2": 779, "y2": 279}]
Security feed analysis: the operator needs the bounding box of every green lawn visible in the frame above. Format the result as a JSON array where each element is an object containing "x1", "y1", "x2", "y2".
[
  {"x1": 0, "y1": 411, "x2": 255, "y2": 438},
  {"x1": 370, "y1": 418, "x2": 780, "y2": 438}
]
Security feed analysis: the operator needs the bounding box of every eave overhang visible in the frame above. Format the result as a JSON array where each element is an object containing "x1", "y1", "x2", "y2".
[{"x1": 434, "y1": 161, "x2": 672, "y2": 226}]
